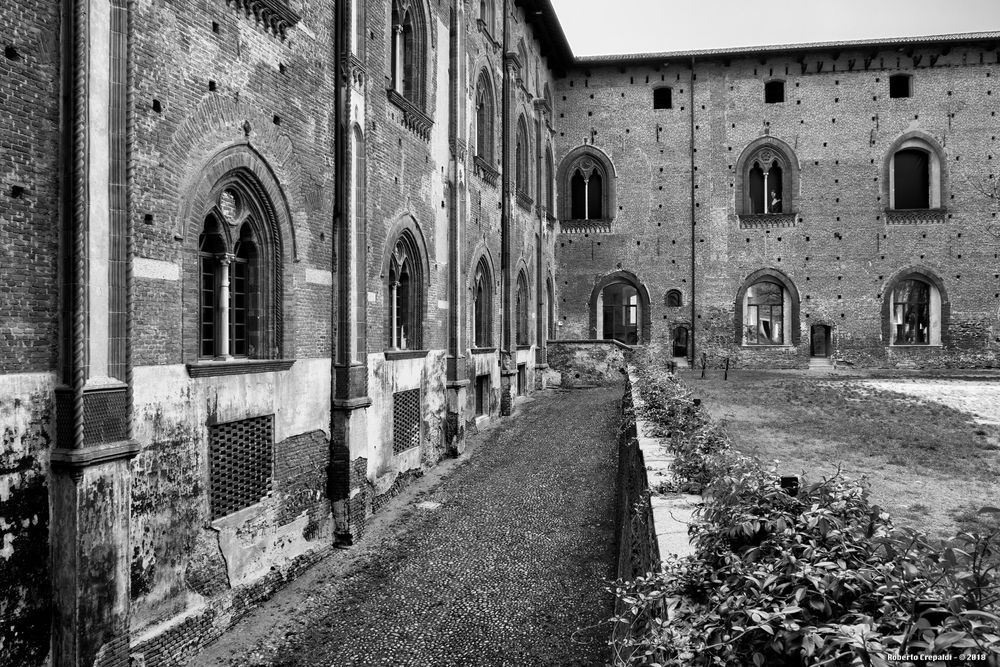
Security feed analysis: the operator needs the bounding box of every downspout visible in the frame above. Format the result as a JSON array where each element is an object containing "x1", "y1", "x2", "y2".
[
  {"x1": 333, "y1": 0, "x2": 347, "y2": 375},
  {"x1": 689, "y1": 56, "x2": 696, "y2": 364},
  {"x1": 500, "y1": 0, "x2": 510, "y2": 355}
]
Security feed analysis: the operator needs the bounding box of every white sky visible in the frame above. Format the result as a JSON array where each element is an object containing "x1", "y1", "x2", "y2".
[{"x1": 548, "y1": 0, "x2": 1000, "y2": 56}]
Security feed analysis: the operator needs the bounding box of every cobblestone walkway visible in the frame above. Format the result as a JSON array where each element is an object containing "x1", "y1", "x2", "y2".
[{"x1": 198, "y1": 387, "x2": 620, "y2": 667}]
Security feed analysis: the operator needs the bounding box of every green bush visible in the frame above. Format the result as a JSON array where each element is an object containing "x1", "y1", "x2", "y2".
[{"x1": 614, "y1": 354, "x2": 1000, "y2": 666}]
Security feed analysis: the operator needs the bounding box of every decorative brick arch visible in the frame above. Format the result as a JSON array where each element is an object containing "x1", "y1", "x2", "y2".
[
  {"x1": 734, "y1": 136, "x2": 800, "y2": 215},
  {"x1": 880, "y1": 265, "x2": 951, "y2": 346},
  {"x1": 587, "y1": 270, "x2": 651, "y2": 344},
  {"x1": 181, "y1": 144, "x2": 292, "y2": 363},
  {"x1": 734, "y1": 268, "x2": 801, "y2": 346}
]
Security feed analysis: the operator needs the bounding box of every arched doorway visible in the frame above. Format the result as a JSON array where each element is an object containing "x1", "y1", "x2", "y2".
[
  {"x1": 672, "y1": 326, "x2": 689, "y2": 358},
  {"x1": 601, "y1": 283, "x2": 639, "y2": 344},
  {"x1": 810, "y1": 325, "x2": 831, "y2": 358}
]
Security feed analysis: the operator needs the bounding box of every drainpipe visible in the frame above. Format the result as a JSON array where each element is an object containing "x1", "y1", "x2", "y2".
[
  {"x1": 499, "y1": 0, "x2": 513, "y2": 414},
  {"x1": 689, "y1": 56, "x2": 696, "y2": 364}
]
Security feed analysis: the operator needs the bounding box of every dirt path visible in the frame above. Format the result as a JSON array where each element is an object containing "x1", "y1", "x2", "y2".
[{"x1": 193, "y1": 387, "x2": 620, "y2": 667}]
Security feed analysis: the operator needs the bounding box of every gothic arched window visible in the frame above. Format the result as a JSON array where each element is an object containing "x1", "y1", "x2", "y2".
[
  {"x1": 515, "y1": 116, "x2": 530, "y2": 196},
  {"x1": 515, "y1": 271, "x2": 530, "y2": 346},
  {"x1": 559, "y1": 148, "x2": 616, "y2": 223},
  {"x1": 386, "y1": 231, "x2": 424, "y2": 350},
  {"x1": 198, "y1": 184, "x2": 279, "y2": 360},
  {"x1": 735, "y1": 138, "x2": 799, "y2": 219},
  {"x1": 475, "y1": 71, "x2": 495, "y2": 163},
  {"x1": 390, "y1": 0, "x2": 425, "y2": 108},
  {"x1": 472, "y1": 257, "x2": 493, "y2": 348}
]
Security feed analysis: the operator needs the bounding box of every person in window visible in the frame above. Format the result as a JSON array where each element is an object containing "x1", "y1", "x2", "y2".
[{"x1": 770, "y1": 191, "x2": 782, "y2": 214}]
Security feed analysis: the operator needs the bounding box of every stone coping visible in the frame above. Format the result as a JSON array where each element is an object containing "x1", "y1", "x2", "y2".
[{"x1": 627, "y1": 365, "x2": 698, "y2": 562}]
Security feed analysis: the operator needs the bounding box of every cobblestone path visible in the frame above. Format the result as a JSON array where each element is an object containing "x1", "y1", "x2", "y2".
[{"x1": 199, "y1": 387, "x2": 620, "y2": 667}]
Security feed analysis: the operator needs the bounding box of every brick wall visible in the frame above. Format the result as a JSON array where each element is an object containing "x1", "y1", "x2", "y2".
[
  {"x1": 0, "y1": 0, "x2": 60, "y2": 374},
  {"x1": 555, "y1": 46, "x2": 1000, "y2": 368}
]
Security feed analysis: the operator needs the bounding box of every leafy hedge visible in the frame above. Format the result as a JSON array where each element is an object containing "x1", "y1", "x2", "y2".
[{"x1": 614, "y1": 357, "x2": 1000, "y2": 667}]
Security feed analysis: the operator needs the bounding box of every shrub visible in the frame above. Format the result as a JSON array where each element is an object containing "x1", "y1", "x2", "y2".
[{"x1": 614, "y1": 353, "x2": 1000, "y2": 666}]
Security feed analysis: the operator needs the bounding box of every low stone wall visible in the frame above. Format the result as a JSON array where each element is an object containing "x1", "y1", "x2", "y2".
[
  {"x1": 612, "y1": 367, "x2": 699, "y2": 658},
  {"x1": 546, "y1": 340, "x2": 632, "y2": 387}
]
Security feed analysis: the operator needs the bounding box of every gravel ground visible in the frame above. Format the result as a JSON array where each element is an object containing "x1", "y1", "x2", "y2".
[
  {"x1": 194, "y1": 387, "x2": 620, "y2": 667},
  {"x1": 857, "y1": 377, "x2": 1000, "y2": 425}
]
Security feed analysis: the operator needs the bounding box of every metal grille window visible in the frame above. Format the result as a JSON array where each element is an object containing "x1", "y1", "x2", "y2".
[
  {"x1": 209, "y1": 415, "x2": 274, "y2": 520},
  {"x1": 392, "y1": 389, "x2": 421, "y2": 454}
]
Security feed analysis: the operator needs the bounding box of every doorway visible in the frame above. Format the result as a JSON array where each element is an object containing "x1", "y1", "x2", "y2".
[
  {"x1": 672, "y1": 326, "x2": 689, "y2": 358},
  {"x1": 810, "y1": 325, "x2": 831, "y2": 358}
]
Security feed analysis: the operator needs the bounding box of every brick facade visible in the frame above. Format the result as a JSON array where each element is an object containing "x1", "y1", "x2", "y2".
[{"x1": 1, "y1": 0, "x2": 997, "y2": 664}]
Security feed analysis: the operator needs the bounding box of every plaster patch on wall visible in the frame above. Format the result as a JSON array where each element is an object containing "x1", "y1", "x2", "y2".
[
  {"x1": 305, "y1": 268, "x2": 333, "y2": 285},
  {"x1": 135, "y1": 257, "x2": 181, "y2": 281}
]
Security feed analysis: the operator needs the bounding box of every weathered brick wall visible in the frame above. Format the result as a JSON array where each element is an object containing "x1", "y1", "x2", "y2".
[
  {"x1": 0, "y1": 6, "x2": 59, "y2": 665},
  {"x1": 0, "y1": 375, "x2": 54, "y2": 667},
  {"x1": 0, "y1": 0, "x2": 60, "y2": 375},
  {"x1": 555, "y1": 46, "x2": 1000, "y2": 368},
  {"x1": 547, "y1": 340, "x2": 630, "y2": 387}
]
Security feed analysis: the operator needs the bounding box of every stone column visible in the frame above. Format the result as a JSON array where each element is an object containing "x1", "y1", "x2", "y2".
[{"x1": 50, "y1": 0, "x2": 139, "y2": 664}]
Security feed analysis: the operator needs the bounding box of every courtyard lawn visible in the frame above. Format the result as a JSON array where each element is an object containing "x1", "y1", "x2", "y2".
[{"x1": 675, "y1": 367, "x2": 1000, "y2": 541}]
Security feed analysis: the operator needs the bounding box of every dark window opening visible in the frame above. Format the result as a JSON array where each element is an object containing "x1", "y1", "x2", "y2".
[
  {"x1": 653, "y1": 87, "x2": 673, "y2": 109},
  {"x1": 889, "y1": 74, "x2": 912, "y2": 98},
  {"x1": 546, "y1": 279, "x2": 555, "y2": 341},
  {"x1": 765, "y1": 80, "x2": 785, "y2": 104},
  {"x1": 893, "y1": 148, "x2": 930, "y2": 209},
  {"x1": 666, "y1": 289, "x2": 683, "y2": 307},
  {"x1": 745, "y1": 280, "x2": 784, "y2": 345},
  {"x1": 892, "y1": 279, "x2": 930, "y2": 345},
  {"x1": 517, "y1": 364, "x2": 526, "y2": 396},
  {"x1": 602, "y1": 282, "x2": 639, "y2": 345}
]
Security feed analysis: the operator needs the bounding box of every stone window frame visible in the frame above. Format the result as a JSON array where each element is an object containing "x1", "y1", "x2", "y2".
[
  {"x1": 557, "y1": 145, "x2": 617, "y2": 225},
  {"x1": 665, "y1": 289, "x2": 683, "y2": 307},
  {"x1": 734, "y1": 136, "x2": 800, "y2": 226},
  {"x1": 588, "y1": 270, "x2": 651, "y2": 345},
  {"x1": 734, "y1": 268, "x2": 801, "y2": 347},
  {"x1": 883, "y1": 131, "x2": 947, "y2": 222},
  {"x1": 182, "y1": 147, "x2": 289, "y2": 369},
  {"x1": 382, "y1": 216, "x2": 430, "y2": 352},
  {"x1": 881, "y1": 267, "x2": 949, "y2": 347},
  {"x1": 515, "y1": 114, "x2": 531, "y2": 198}
]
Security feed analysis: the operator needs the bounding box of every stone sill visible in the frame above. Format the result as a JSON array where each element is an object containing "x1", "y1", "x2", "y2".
[
  {"x1": 551, "y1": 338, "x2": 635, "y2": 351},
  {"x1": 559, "y1": 219, "x2": 613, "y2": 234},
  {"x1": 209, "y1": 499, "x2": 270, "y2": 531},
  {"x1": 738, "y1": 212, "x2": 798, "y2": 228},
  {"x1": 515, "y1": 344, "x2": 532, "y2": 351},
  {"x1": 471, "y1": 347, "x2": 496, "y2": 355},
  {"x1": 473, "y1": 155, "x2": 499, "y2": 186},
  {"x1": 386, "y1": 89, "x2": 433, "y2": 141},
  {"x1": 742, "y1": 344, "x2": 794, "y2": 349},
  {"x1": 884, "y1": 208, "x2": 948, "y2": 224},
  {"x1": 186, "y1": 359, "x2": 296, "y2": 377},
  {"x1": 890, "y1": 344, "x2": 943, "y2": 348},
  {"x1": 384, "y1": 349, "x2": 429, "y2": 361}
]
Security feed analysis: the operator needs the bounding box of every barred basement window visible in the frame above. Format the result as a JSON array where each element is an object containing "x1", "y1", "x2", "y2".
[
  {"x1": 209, "y1": 415, "x2": 274, "y2": 520},
  {"x1": 392, "y1": 389, "x2": 421, "y2": 454}
]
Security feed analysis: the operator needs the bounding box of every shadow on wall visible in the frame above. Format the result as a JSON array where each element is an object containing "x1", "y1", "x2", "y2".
[{"x1": 546, "y1": 340, "x2": 632, "y2": 387}]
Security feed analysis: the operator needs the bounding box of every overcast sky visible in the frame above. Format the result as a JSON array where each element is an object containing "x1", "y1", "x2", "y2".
[{"x1": 547, "y1": 0, "x2": 1000, "y2": 55}]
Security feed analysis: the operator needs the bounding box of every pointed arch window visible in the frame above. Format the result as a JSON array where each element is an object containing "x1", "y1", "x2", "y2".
[
  {"x1": 475, "y1": 71, "x2": 495, "y2": 162},
  {"x1": 473, "y1": 258, "x2": 493, "y2": 348},
  {"x1": 386, "y1": 232, "x2": 424, "y2": 350},
  {"x1": 479, "y1": 0, "x2": 494, "y2": 32},
  {"x1": 559, "y1": 147, "x2": 616, "y2": 225},
  {"x1": 515, "y1": 117, "x2": 530, "y2": 196},
  {"x1": 390, "y1": 0, "x2": 424, "y2": 107},
  {"x1": 515, "y1": 271, "x2": 530, "y2": 346},
  {"x1": 198, "y1": 186, "x2": 277, "y2": 360},
  {"x1": 544, "y1": 145, "x2": 554, "y2": 215},
  {"x1": 735, "y1": 138, "x2": 799, "y2": 225}
]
